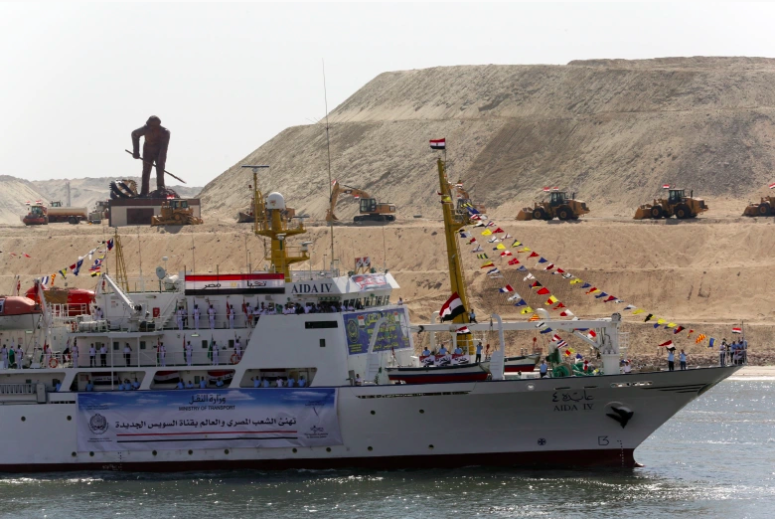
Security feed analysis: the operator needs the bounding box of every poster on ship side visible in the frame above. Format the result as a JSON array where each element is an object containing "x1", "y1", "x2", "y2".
[
  {"x1": 343, "y1": 307, "x2": 412, "y2": 355},
  {"x1": 77, "y1": 388, "x2": 341, "y2": 452}
]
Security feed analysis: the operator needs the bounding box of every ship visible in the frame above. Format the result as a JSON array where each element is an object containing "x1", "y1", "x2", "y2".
[{"x1": 0, "y1": 159, "x2": 741, "y2": 473}]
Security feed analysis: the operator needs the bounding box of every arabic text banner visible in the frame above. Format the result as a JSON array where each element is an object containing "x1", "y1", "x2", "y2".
[
  {"x1": 343, "y1": 307, "x2": 411, "y2": 355},
  {"x1": 77, "y1": 388, "x2": 341, "y2": 452}
]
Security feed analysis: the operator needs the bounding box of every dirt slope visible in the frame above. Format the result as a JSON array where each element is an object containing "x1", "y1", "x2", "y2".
[{"x1": 200, "y1": 57, "x2": 775, "y2": 223}]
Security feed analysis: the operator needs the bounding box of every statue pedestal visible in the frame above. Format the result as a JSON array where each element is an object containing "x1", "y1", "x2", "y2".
[{"x1": 108, "y1": 198, "x2": 201, "y2": 227}]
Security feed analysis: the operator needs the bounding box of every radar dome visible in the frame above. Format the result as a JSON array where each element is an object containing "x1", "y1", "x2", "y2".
[{"x1": 265, "y1": 192, "x2": 286, "y2": 210}]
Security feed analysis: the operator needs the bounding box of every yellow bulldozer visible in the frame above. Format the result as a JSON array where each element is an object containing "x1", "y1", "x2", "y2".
[
  {"x1": 633, "y1": 188, "x2": 708, "y2": 220},
  {"x1": 151, "y1": 199, "x2": 204, "y2": 226},
  {"x1": 742, "y1": 196, "x2": 775, "y2": 217},
  {"x1": 516, "y1": 191, "x2": 590, "y2": 221}
]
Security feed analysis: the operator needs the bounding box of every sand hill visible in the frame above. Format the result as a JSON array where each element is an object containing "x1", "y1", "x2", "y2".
[
  {"x1": 0, "y1": 176, "x2": 50, "y2": 225},
  {"x1": 199, "y1": 57, "x2": 775, "y2": 222}
]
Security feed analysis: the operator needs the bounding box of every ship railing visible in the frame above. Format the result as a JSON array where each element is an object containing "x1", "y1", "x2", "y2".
[
  {"x1": 49, "y1": 303, "x2": 90, "y2": 319},
  {"x1": 61, "y1": 349, "x2": 244, "y2": 369},
  {"x1": 292, "y1": 269, "x2": 340, "y2": 282},
  {"x1": 0, "y1": 383, "x2": 36, "y2": 395}
]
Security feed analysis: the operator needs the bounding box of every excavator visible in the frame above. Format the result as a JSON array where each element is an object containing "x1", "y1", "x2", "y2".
[
  {"x1": 516, "y1": 190, "x2": 590, "y2": 221},
  {"x1": 326, "y1": 180, "x2": 396, "y2": 224},
  {"x1": 633, "y1": 188, "x2": 708, "y2": 220}
]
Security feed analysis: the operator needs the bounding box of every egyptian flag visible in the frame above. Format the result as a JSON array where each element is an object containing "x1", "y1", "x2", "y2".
[
  {"x1": 659, "y1": 340, "x2": 674, "y2": 348},
  {"x1": 430, "y1": 138, "x2": 446, "y2": 150},
  {"x1": 662, "y1": 184, "x2": 670, "y2": 189},
  {"x1": 732, "y1": 327, "x2": 742, "y2": 334},
  {"x1": 456, "y1": 326, "x2": 471, "y2": 335},
  {"x1": 440, "y1": 293, "x2": 465, "y2": 321}
]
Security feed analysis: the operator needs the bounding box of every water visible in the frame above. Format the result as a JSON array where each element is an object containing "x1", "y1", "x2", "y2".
[{"x1": 1, "y1": 378, "x2": 773, "y2": 519}]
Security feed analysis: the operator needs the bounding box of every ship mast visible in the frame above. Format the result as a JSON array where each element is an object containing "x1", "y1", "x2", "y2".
[
  {"x1": 245, "y1": 165, "x2": 309, "y2": 281},
  {"x1": 436, "y1": 158, "x2": 473, "y2": 353}
]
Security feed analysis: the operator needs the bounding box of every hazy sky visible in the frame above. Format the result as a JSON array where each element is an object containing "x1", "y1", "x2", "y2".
[{"x1": 2, "y1": 2, "x2": 774, "y2": 188}]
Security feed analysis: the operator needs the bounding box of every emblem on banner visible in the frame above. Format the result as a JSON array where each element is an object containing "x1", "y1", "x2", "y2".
[{"x1": 89, "y1": 413, "x2": 109, "y2": 435}]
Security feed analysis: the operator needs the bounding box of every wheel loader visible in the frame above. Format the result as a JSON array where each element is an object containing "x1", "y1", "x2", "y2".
[
  {"x1": 151, "y1": 199, "x2": 204, "y2": 226},
  {"x1": 516, "y1": 191, "x2": 590, "y2": 221},
  {"x1": 633, "y1": 189, "x2": 708, "y2": 220},
  {"x1": 742, "y1": 196, "x2": 775, "y2": 217}
]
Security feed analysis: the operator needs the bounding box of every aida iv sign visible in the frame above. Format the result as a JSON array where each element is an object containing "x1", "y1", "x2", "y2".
[
  {"x1": 291, "y1": 282, "x2": 334, "y2": 294},
  {"x1": 77, "y1": 389, "x2": 342, "y2": 452}
]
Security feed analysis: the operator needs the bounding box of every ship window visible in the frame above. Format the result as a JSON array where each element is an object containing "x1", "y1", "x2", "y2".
[
  {"x1": 113, "y1": 342, "x2": 119, "y2": 351},
  {"x1": 139, "y1": 341, "x2": 146, "y2": 350},
  {"x1": 320, "y1": 339, "x2": 326, "y2": 348},
  {"x1": 228, "y1": 340, "x2": 234, "y2": 348},
  {"x1": 305, "y1": 321, "x2": 338, "y2": 329},
  {"x1": 201, "y1": 340, "x2": 208, "y2": 349}
]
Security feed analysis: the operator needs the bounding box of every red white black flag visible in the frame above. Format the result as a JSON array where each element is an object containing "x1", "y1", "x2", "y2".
[
  {"x1": 440, "y1": 292, "x2": 465, "y2": 321},
  {"x1": 430, "y1": 138, "x2": 446, "y2": 150}
]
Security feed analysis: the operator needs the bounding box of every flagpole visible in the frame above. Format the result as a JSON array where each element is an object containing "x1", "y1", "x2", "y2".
[{"x1": 323, "y1": 59, "x2": 336, "y2": 272}]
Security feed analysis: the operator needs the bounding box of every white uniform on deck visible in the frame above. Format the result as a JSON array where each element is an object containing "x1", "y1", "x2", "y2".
[
  {"x1": 193, "y1": 306, "x2": 200, "y2": 330},
  {"x1": 0, "y1": 346, "x2": 7, "y2": 369},
  {"x1": 185, "y1": 342, "x2": 193, "y2": 366},
  {"x1": 15, "y1": 347, "x2": 23, "y2": 369},
  {"x1": 208, "y1": 306, "x2": 216, "y2": 330},
  {"x1": 159, "y1": 344, "x2": 166, "y2": 367},
  {"x1": 176, "y1": 308, "x2": 184, "y2": 330},
  {"x1": 211, "y1": 343, "x2": 219, "y2": 365},
  {"x1": 72, "y1": 345, "x2": 79, "y2": 367},
  {"x1": 235, "y1": 339, "x2": 242, "y2": 360},
  {"x1": 228, "y1": 305, "x2": 235, "y2": 329}
]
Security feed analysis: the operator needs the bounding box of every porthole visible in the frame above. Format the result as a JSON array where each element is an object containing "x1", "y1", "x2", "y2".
[
  {"x1": 224, "y1": 449, "x2": 229, "y2": 455},
  {"x1": 152, "y1": 450, "x2": 158, "y2": 456},
  {"x1": 67, "y1": 416, "x2": 72, "y2": 421},
  {"x1": 71, "y1": 452, "x2": 76, "y2": 457},
  {"x1": 429, "y1": 444, "x2": 434, "y2": 449},
  {"x1": 292, "y1": 448, "x2": 298, "y2": 453},
  {"x1": 326, "y1": 447, "x2": 331, "y2": 453},
  {"x1": 370, "y1": 410, "x2": 375, "y2": 415},
  {"x1": 367, "y1": 446, "x2": 373, "y2": 451},
  {"x1": 188, "y1": 450, "x2": 193, "y2": 455},
  {"x1": 20, "y1": 416, "x2": 25, "y2": 422},
  {"x1": 419, "y1": 409, "x2": 425, "y2": 414},
  {"x1": 89, "y1": 452, "x2": 94, "y2": 457}
]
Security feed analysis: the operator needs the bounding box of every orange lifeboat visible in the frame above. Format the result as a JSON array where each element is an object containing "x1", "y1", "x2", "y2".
[
  {"x1": 25, "y1": 286, "x2": 95, "y2": 316},
  {"x1": 0, "y1": 296, "x2": 42, "y2": 330}
]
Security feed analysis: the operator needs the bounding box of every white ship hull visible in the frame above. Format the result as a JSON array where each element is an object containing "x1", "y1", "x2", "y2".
[{"x1": 0, "y1": 366, "x2": 738, "y2": 472}]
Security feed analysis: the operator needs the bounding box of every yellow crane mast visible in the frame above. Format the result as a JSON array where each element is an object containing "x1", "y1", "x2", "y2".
[{"x1": 436, "y1": 158, "x2": 474, "y2": 354}]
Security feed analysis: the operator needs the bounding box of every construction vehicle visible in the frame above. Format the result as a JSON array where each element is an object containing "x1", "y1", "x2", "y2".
[
  {"x1": 88, "y1": 201, "x2": 110, "y2": 223},
  {"x1": 633, "y1": 188, "x2": 708, "y2": 220},
  {"x1": 22, "y1": 201, "x2": 87, "y2": 225},
  {"x1": 150, "y1": 199, "x2": 203, "y2": 226},
  {"x1": 326, "y1": 180, "x2": 396, "y2": 224},
  {"x1": 449, "y1": 180, "x2": 486, "y2": 215},
  {"x1": 742, "y1": 196, "x2": 775, "y2": 217},
  {"x1": 516, "y1": 191, "x2": 590, "y2": 221}
]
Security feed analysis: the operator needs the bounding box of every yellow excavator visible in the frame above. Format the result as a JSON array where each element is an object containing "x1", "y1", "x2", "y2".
[
  {"x1": 449, "y1": 180, "x2": 486, "y2": 215},
  {"x1": 151, "y1": 199, "x2": 204, "y2": 226},
  {"x1": 326, "y1": 180, "x2": 396, "y2": 224},
  {"x1": 743, "y1": 195, "x2": 775, "y2": 217},
  {"x1": 516, "y1": 191, "x2": 590, "y2": 221}
]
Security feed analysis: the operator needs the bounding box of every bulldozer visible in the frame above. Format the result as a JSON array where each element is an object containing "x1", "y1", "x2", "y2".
[
  {"x1": 516, "y1": 191, "x2": 590, "y2": 221},
  {"x1": 742, "y1": 196, "x2": 775, "y2": 217},
  {"x1": 151, "y1": 199, "x2": 204, "y2": 226},
  {"x1": 326, "y1": 180, "x2": 396, "y2": 224},
  {"x1": 633, "y1": 188, "x2": 708, "y2": 220}
]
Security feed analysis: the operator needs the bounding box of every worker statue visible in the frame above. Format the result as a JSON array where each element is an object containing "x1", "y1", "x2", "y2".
[{"x1": 131, "y1": 115, "x2": 170, "y2": 197}]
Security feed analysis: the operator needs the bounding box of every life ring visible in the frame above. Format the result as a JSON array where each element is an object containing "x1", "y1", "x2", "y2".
[
  {"x1": 49, "y1": 357, "x2": 59, "y2": 369},
  {"x1": 230, "y1": 353, "x2": 240, "y2": 364}
]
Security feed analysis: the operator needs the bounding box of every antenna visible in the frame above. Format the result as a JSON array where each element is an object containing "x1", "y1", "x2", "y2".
[{"x1": 323, "y1": 58, "x2": 335, "y2": 271}]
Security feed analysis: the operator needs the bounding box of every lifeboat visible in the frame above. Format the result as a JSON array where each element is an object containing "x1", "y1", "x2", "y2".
[
  {"x1": 25, "y1": 286, "x2": 95, "y2": 316},
  {"x1": 0, "y1": 296, "x2": 43, "y2": 330},
  {"x1": 504, "y1": 353, "x2": 541, "y2": 373}
]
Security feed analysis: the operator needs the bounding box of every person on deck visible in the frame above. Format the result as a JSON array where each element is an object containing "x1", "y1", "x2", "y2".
[
  {"x1": 185, "y1": 341, "x2": 193, "y2": 366},
  {"x1": 623, "y1": 360, "x2": 632, "y2": 374},
  {"x1": 0, "y1": 344, "x2": 7, "y2": 370},
  {"x1": 71, "y1": 343, "x2": 79, "y2": 368},
  {"x1": 211, "y1": 342, "x2": 220, "y2": 366},
  {"x1": 298, "y1": 376, "x2": 306, "y2": 387},
  {"x1": 679, "y1": 350, "x2": 687, "y2": 371},
  {"x1": 252, "y1": 376, "x2": 260, "y2": 388},
  {"x1": 176, "y1": 307, "x2": 184, "y2": 331},
  {"x1": 132, "y1": 378, "x2": 140, "y2": 390},
  {"x1": 262, "y1": 378, "x2": 270, "y2": 388},
  {"x1": 15, "y1": 345, "x2": 23, "y2": 370},
  {"x1": 475, "y1": 342, "x2": 483, "y2": 363},
  {"x1": 287, "y1": 377, "x2": 295, "y2": 387},
  {"x1": 199, "y1": 378, "x2": 206, "y2": 389},
  {"x1": 100, "y1": 344, "x2": 107, "y2": 367},
  {"x1": 235, "y1": 338, "x2": 242, "y2": 361},
  {"x1": 355, "y1": 374, "x2": 362, "y2": 386},
  {"x1": 186, "y1": 380, "x2": 194, "y2": 389},
  {"x1": 438, "y1": 344, "x2": 448, "y2": 355},
  {"x1": 208, "y1": 304, "x2": 216, "y2": 329},
  {"x1": 454, "y1": 345, "x2": 463, "y2": 355},
  {"x1": 719, "y1": 339, "x2": 727, "y2": 367},
  {"x1": 85, "y1": 378, "x2": 94, "y2": 392},
  {"x1": 177, "y1": 380, "x2": 184, "y2": 389},
  {"x1": 422, "y1": 347, "x2": 431, "y2": 357},
  {"x1": 539, "y1": 360, "x2": 548, "y2": 378},
  {"x1": 667, "y1": 349, "x2": 675, "y2": 371},
  {"x1": 193, "y1": 304, "x2": 200, "y2": 330},
  {"x1": 216, "y1": 379, "x2": 225, "y2": 388},
  {"x1": 469, "y1": 308, "x2": 477, "y2": 323},
  {"x1": 123, "y1": 343, "x2": 132, "y2": 367},
  {"x1": 228, "y1": 304, "x2": 235, "y2": 329},
  {"x1": 89, "y1": 344, "x2": 96, "y2": 367}
]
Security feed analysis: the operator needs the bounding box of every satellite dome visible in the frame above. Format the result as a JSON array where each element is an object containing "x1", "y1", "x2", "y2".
[{"x1": 266, "y1": 192, "x2": 286, "y2": 210}]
